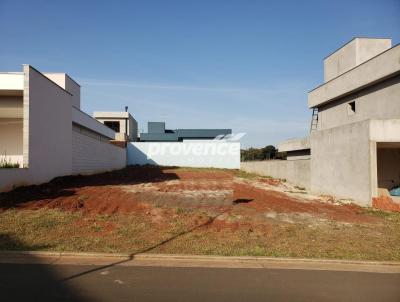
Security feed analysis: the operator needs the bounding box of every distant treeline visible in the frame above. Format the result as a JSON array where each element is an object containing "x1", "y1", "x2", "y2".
[{"x1": 241, "y1": 145, "x2": 286, "y2": 161}]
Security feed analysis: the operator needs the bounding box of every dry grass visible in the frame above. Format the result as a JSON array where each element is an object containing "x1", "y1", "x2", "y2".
[
  {"x1": 235, "y1": 170, "x2": 272, "y2": 180},
  {"x1": 1, "y1": 207, "x2": 400, "y2": 261}
]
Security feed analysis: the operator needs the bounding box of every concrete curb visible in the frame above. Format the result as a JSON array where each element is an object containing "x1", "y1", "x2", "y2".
[
  {"x1": 132, "y1": 253, "x2": 400, "y2": 266},
  {"x1": 1, "y1": 251, "x2": 400, "y2": 273},
  {"x1": 0, "y1": 251, "x2": 130, "y2": 258}
]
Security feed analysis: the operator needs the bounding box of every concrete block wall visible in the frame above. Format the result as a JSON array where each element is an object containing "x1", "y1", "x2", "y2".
[
  {"x1": 72, "y1": 127, "x2": 126, "y2": 175},
  {"x1": 240, "y1": 160, "x2": 311, "y2": 189}
]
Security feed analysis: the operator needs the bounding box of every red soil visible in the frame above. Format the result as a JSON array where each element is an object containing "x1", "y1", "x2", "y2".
[
  {"x1": 373, "y1": 196, "x2": 400, "y2": 212},
  {"x1": 258, "y1": 178, "x2": 282, "y2": 186},
  {"x1": 0, "y1": 166, "x2": 377, "y2": 224},
  {"x1": 233, "y1": 182, "x2": 376, "y2": 224}
]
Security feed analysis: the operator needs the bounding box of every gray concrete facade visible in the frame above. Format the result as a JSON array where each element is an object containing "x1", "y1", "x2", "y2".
[
  {"x1": 278, "y1": 137, "x2": 311, "y2": 160},
  {"x1": 263, "y1": 38, "x2": 400, "y2": 207},
  {"x1": 241, "y1": 160, "x2": 311, "y2": 190},
  {"x1": 310, "y1": 120, "x2": 372, "y2": 204},
  {"x1": 309, "y1": 41, "x2": 400, "y2": 108},
  {"x1": 316, "y1": 75, "x2": 400, "y2": 131},
  {"x1": 323, "y1": 38, "x2": 391, "y2": 82}
]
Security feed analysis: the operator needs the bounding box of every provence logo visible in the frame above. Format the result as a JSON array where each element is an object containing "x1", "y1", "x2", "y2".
[{"x1": 147, "y1": 133, "x2": 245, "y2": 158}]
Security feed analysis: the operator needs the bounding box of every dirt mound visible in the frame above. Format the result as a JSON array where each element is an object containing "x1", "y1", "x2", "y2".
[
  {"x1": 233, "y1": 182, "x2": 376, "y2": 224},
  {"x1": 0, "y1": 166, "x2": 378, "y2": 224},
  {"x1": 16, "y1": 186, "x2": 148, "y2": 215},
  {"x1": 169, "y1": 170, "x2": 234, "y2": 181},
  {"x1": 373, "y1": 196, "x2": 400, "y2": 212}
]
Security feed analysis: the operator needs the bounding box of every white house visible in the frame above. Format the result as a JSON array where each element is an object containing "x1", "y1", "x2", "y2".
[
  {"x1": 0, "y1": 65, "x2": 240, "y2": 192},
  {"x1": 0, "y1": 65, "x2": 126, "y2": 192}
]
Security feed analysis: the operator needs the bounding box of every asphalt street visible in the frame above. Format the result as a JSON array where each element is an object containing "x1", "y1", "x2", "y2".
[{"x1": 1, "y1": 263, "x2": 400, "y2": 302}]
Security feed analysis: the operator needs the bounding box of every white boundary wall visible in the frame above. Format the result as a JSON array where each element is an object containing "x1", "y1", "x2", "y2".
[
  {"x1": 241, "y1": 160, "x2": 311, "y2": 189},
  {"x1": 128, "y1": 141, "x2": 240, "y2": 169}
]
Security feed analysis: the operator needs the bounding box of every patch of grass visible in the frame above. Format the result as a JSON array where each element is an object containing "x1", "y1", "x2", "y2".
[
  {"x1": 286, "y1": 190, "x2": 307, "y2": 194},
  {"x1": 235, "y1": 170, "x2": 271, "y2": 180},
  {"x1": 175, "y1": 207, "x2": 186, "y2": 214},
  {"x1": 0, "y1": 156, "x2": 20, "y2": 168},
  {"x1": 91, "y1": 224, "x2": 103, "y2": 232},
  {"x1": 362, "y1": 207, "x2": 400, "y2": 219},
  {"x1": 0, "y1": 209, "x2": 80, "y2": 251},
  {"x1": 167, "y1": 166, "x2": 232, "y2": 173}
]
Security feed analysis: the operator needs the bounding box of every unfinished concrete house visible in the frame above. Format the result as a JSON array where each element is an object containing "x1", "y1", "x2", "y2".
[{"x1": 242, "y1": 38, "x2": 400, "y2": 209}]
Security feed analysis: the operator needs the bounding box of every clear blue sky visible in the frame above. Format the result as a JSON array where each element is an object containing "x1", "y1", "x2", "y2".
[{"x1": 1, "y1": 0, "x2": 399, "y2": 147}]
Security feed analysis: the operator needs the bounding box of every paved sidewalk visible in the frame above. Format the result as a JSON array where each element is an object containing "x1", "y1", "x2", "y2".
[{"x1": 1, "y1": 251, "x2": 400, "y2": 273}]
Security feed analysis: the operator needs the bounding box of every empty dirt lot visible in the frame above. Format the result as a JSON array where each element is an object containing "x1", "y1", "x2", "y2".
[{"x1": 0, "y1": 166, "x2": 399, "y2": 260}]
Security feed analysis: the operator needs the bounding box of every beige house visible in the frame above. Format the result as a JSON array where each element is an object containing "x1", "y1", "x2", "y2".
[
  {"x1": 94, "y1": 111, "x2": 138, "y2": 142},
  {"x1": 242, "y1": 38, "x2": 400, "y2": 208},
  {"x1": 0, "y1": 65, "x2": 127, "y2": 192}
]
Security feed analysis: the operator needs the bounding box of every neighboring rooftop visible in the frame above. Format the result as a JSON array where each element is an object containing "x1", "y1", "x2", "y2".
[
  {"x1": 140, "y1": 122, "x2": 232, "y2": 142},
  {"x1": 94, "y1": 111, "x2": 132, "y2": 119},
  {"x1": 94, "y1": 111, "x2": 139, "y2": 142},
  {"x1": 0, "y1": 73, "x2": 24, "y2": 95}
]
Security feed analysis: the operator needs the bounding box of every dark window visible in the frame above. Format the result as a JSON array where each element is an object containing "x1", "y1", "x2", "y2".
[
  {"x1": 348, "y1": 101, "x2": 356, "y2": 115},
  {"x1": 104, "y1": 121, "x2": 120, "y2": 132}
]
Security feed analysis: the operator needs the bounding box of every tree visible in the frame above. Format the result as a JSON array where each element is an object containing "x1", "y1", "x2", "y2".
[
  {"x1": 241, "y1": 145, "x2": 278, "y2": 161},
  {"x1": 261, "y1": 145, "x2": 276, "y2": 160}
]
